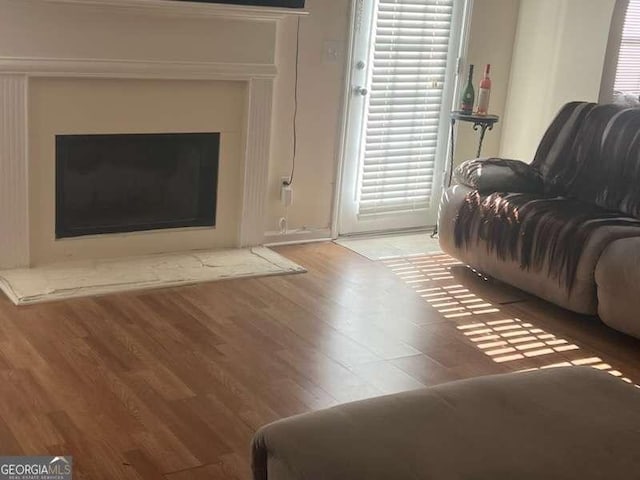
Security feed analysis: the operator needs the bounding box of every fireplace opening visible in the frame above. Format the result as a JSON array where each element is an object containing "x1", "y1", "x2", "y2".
[{"x1": 55, "y1": 132, "x2": 219, "y2": 239}]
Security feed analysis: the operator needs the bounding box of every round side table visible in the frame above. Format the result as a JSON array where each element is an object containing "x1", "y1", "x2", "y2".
[
  {"x1": 431, "y1": 111, "x2": 499, "y2": 238},
  {"x1": 447, "y1": 111, "x2": 499, "y2": 187}
]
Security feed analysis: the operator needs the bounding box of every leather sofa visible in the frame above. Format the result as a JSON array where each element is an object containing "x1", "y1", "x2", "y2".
[{"x1": 438, "y1": 102, "x2": 640, "y2": 339}]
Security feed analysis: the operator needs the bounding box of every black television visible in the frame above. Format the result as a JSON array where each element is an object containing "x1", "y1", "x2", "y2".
[{"x1": 180, "y1": 0, "x2": 305, "y2": 7}]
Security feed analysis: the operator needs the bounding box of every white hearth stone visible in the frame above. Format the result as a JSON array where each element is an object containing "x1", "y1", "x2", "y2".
[{"x1": 0, "y1": 247, "x2": 305, "y2": 305}]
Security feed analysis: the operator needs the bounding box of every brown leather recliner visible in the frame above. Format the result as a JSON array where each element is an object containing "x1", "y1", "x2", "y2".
[{"x1": 439, "y1": 102, "x2": 640, "y2": 339}]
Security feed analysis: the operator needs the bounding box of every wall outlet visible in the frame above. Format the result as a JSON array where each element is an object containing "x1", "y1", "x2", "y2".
[
  {"x1": 281, "y1": 184, "x2": 293, "y2": 207},
  {"x1": 280, "y1": 176, "x2": 293, "y2": 207}
]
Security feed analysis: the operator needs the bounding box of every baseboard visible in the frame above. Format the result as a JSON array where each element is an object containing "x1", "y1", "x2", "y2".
[
  {"x1": 337, "y1": 226, "x2": 435, "y2": 240},
  {"x1": 263, "y1": 228, "x2": 332, "y2": 246}
]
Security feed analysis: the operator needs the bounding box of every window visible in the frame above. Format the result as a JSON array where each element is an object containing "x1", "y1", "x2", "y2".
[
  {"x1": 357, "y1": 0, "x2": 455, "y2": 217},
  {"x1": 613, "y1": 0, "x2": 640, "y2": 102}
]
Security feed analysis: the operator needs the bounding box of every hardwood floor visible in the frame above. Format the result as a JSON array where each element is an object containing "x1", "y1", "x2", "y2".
[{"x1": 0, "y1": 242, "x2": 639, "y2": 479}]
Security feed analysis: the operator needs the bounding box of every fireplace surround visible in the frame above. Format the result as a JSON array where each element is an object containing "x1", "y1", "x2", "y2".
[{"x1": 0, "y1": 0, "x2": 307, "y2": 268}]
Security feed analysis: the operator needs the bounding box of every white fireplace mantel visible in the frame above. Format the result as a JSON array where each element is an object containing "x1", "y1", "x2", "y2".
[
  {"x1": 0, "y1": 57, "x2": 278, "y2": 80},
  {"x1": 0, "y1": 0, "x2": 304, "y2": 268}
]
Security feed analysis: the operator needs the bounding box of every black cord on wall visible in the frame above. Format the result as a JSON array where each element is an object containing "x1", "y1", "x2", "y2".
[{"x1": 283, "y1": 16, "x2": 301, "y2": 187}]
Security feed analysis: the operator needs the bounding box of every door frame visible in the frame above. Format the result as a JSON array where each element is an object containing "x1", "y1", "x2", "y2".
[{"x1": 330, "y1": 0, "x2": 474, "y2": 238}]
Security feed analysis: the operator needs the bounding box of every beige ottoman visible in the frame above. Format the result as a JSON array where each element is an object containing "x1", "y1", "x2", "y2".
[{"x1": 251, "y1": 367, "x2": 640, "y2": 480}]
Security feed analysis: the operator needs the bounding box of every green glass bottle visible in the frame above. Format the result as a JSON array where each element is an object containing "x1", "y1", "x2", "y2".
[{"x1": 460, "y1": 64, "x2": 475, "y2": 114}]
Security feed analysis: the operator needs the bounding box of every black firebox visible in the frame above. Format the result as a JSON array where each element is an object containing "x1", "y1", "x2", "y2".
[{"x1": 55, "y1": 132, "x2": 219, "y2": 238}]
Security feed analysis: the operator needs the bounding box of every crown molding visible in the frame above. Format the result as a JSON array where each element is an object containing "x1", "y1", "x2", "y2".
[
  {"x1": 36, "y1": 0, "x2": 309, "y2": 20},
  {"x1": 0, "y1": 57, "x2": 278, "y2": 80}
]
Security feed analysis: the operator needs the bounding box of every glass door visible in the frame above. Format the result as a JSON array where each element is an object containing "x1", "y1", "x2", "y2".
[{"x1": 339, "y1": 0, "x2": 465, "y2": 234}]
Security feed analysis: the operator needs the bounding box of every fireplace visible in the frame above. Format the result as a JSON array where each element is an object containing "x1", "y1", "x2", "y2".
[
  {"x1": 55, "y1": 132, "x2": 220, "y2": 238},
  {"x1": 0, "y1": 0, "x2": 303, "y2": 268}
]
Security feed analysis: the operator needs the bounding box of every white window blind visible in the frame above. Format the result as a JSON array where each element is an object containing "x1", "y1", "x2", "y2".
[
  {"x1": 615, "y1": 0, "x2": 640, "y2": 95},
  {"x1": 358, "y1": 0, "x2": 454, "y2": 217}
]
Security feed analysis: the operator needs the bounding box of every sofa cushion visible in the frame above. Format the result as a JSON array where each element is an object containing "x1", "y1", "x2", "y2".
[
  {"x1": 531, "y1": 102, "x2": 640, "y2": 218},
  {"x1": 567, "y1": 106, "x2": 640, "y2": 218},
  {"x1": 454, "y1": 158, "x2": 543, "y2": 194},
  {"x1": 438, "y1": 185, "x2": 640, "y2": 313},
  {"x1": 530, "y1": 101, "x2": 596, "y2": 195},
  {"x1": 453, "y1": 190, "x2": 640, "y2": 292},
  {"x1": 252, "y1": 367, "x2": 640, "y2": 480}
]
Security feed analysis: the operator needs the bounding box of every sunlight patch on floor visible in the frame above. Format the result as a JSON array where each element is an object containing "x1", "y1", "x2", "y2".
[
  {"x1": 518, "y1": 357, "x2": 635, "y2": 385},
  {"x1": 458, "y1": 317, "x2": 580, "y2": 363},
  {"x1": 382, "y1": 253, "x2": 635, "y2": 385}
]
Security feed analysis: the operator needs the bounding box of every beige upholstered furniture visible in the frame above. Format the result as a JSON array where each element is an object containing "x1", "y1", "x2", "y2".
[
  {"x1": 439, "y1": 102, "x2": 640, "y2": 338},
  {"x1": 595, "y1": 237, "x2": 640, "y2": 338},
  {"x1": 251, "y1": 367, "x2": 640, "y2": 480}
]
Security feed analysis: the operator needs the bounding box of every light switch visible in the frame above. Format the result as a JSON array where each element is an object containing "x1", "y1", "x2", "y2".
[{"x1": 323, "y1": 40, "x2": 341, "y2": 64}]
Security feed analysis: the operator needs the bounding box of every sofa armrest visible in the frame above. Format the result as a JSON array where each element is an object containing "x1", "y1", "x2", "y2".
[
  {"x1": 595, "y1": 236, "x2": 640, "y2": 339},
  {"x1": 454, "y1": 157, "x2": 543, "y2": 194}
]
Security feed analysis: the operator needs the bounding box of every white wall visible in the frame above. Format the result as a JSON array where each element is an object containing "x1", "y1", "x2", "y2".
[
  {"x1": 266, "y1": 0, "x2": 351, "y2": 239},
  {"x1": 500, "y1": 0, "x2": 616, "y2": 162},
  {"x1": 454, "y1": 0, "x2": 520, "y2": 165}
]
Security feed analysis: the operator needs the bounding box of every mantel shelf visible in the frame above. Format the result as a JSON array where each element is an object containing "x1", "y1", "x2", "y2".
[{"x1": 38, "y1": 0, "x2": 309, "y2": 20}]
